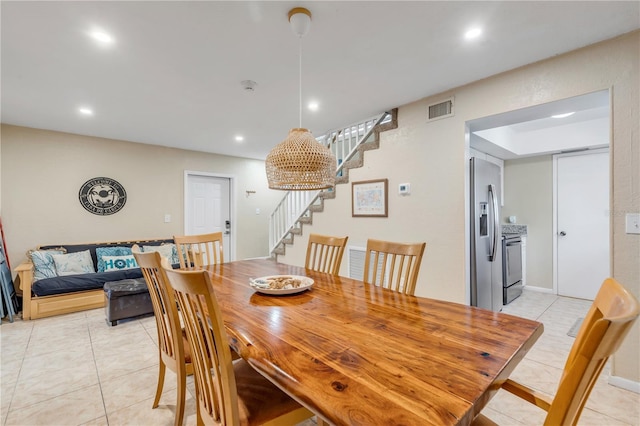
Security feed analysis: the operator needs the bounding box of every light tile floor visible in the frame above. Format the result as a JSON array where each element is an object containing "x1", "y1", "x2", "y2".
[{"x1": 1, "y1": 289, "x2": 638, "y2": 425}]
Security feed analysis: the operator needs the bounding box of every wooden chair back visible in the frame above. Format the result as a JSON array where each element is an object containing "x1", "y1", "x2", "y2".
[
  {"x1": 474, "y1": 278, "x2": 639, "y2": 426},
  {"x1": 545, "y1": 277, "x2": 639, "y2": 425},
  {"x1": 363, "y1": 239, "x2": 426, "y2": 295},
  {"x1": 305, "y1": 233, "x2": 349, "y2": 275},
  {"x1": 162, "y1": 265, "x2": 240, "y2": 425},
  {"x1": 173, "y1": 232, "x2": 224, "y2": 269},
  {"x1": 132, "y1": 246, "x2": 191, "y2": 426}
]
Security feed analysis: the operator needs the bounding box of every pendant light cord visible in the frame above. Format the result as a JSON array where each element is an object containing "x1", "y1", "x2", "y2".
[{"x1": 298, "y1": 35, "x2": 302, "y2": 128}]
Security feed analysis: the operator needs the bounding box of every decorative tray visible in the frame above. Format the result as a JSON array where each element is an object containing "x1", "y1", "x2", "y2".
[{"x1": 249, "y1": 275, "x2": 314, "y2": 295}]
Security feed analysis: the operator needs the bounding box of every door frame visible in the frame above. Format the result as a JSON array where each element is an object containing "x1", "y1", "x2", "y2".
[
  {"x1": 551, "y1": 147, "x2": 610, "y2": 295},
  {"x1": 184, "y1": 170, "x2": 237, "y2": 261}
]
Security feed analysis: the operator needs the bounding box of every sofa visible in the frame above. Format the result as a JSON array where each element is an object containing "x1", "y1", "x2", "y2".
[{"x1": 15, "y1": 238, "x2": 179, "y2": 320}]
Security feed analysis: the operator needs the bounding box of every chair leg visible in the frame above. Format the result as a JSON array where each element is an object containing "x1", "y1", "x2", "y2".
[
  {"x1": 196, "y1": 407, "x2": 204, "y2": 426},
  {"x1": 174, "y1": 372, "x2": 186, "y2": 426},
  {"x1": 153, "y1": 361, "x2": 166, "y2": 409}
]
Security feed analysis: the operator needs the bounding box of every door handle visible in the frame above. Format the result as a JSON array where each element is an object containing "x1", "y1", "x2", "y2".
[
  {"x1": 488, "y1": 184, "x2": 499, "y2": 262},
  {"x1": 559, "y1": 231, "x2": 567, "y2": 236}
]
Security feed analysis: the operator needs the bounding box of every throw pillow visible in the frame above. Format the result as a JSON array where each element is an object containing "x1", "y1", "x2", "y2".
[
  {"x1": 142, "y1": 243, "x2": 179, "y2": 265},
  {"x1": 102, "y1": 255, "x2": 138, "y2": 272},
  {"x1": 28, "y1": 248, "x2": 66, "y2": 281},
  {"x1": 96, "y1": 246, "x2": 132, "y2": 272},
  {"x1": 52, "y1": 250, "x2": 95, "y2": 276}
]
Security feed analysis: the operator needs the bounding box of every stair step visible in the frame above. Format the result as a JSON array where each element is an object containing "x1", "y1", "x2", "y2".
[
  {"x1": 320, "y1": 191, "x2": 336, "y2": 200},
  {"x1": 290, "y1": 227, "x2": 302, "y2": 235},
  {"x1": 272, "y1": 246, "x2": 285, "y2": 255},
  {"x1": 309, "y1": 204, "x2": 324, "y2": 213},
  {"x1": 335, "y1": 175, "x2": 350, "y2": 185},
  {"x1": 282, "y1": 235, "x2": 294, "y2": 245},
  {"x1": 342, "y1": 157, "x2": 363, "y2": 170},
  {"x1": 298, "y1": 215, "x2": 313, "y2": 224},
  {"x1": 358, "y1": 138, "x2": 380, "y2": 152}
]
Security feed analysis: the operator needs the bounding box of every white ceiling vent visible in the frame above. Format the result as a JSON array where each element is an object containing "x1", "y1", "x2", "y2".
[{"x1": 427, "y1": 97, "x2": 454, "y2": 121}]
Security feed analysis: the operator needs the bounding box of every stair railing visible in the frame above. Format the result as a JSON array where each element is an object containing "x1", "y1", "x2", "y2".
[{"x1": 269, "y1": 111, "x2": 392, "y2": 254}]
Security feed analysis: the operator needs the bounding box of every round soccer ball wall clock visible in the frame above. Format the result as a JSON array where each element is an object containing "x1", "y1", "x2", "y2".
[{"x1": 78, "y1": 177, "x2": 127, "y2": 216}]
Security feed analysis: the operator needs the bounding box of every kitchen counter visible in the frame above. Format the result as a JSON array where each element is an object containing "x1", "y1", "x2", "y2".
[{"x1": 502, "y1": 224, "x2": 528, "y2": 235}]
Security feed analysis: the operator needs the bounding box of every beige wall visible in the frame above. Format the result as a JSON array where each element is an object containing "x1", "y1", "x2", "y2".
[
  {"x1": 0, "y1": 125, "x2": 283, "y2": 266},
  {"x1": 503, "y1": 156, "x2": 554, "y2": 290},
  {"x1": 279, "y1": 32, "x2": 639, "y2": 382}
]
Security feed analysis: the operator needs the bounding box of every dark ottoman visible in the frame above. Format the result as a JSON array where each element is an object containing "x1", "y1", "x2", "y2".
[{"x1": 104, "y1": 278, "x2": 154, "y2": 326}]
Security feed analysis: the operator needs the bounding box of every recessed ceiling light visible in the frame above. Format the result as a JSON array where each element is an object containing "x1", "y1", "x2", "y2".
[
  {"x1": 308, "y1": 102, "x2": 319, "y2": 111},
  {"x1": 89, "y1": 30, "x2": 114, "y2": 44},
  {"x1": 551, "y1": 112, "x2": 575, "y2": 119},
  {"x1": 79, "y1": 107, "x2": 94, "y2": 116},
  {"x1": 234, "y1": 135, "x2": 244, "y2": 142},
  {"x1": 464, "y1": 27, "x2": 482, "y2": 40}
]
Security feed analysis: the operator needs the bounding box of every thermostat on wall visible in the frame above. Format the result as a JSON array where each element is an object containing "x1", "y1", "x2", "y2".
[{"x1": 399, "y1": 183, "x2": 411, "y2": 195}]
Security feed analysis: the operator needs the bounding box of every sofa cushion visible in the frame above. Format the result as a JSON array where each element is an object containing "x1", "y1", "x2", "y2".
[
  {"x1": 32, "y1": 268, "x2": 145, "y2": 297},
  {"x1": 52, "y1": 250, "x2": 95, "y2": 276},
  {"x1": 40, "y1": 239, "x2": 174, "y2": 274},
  {"x1": 29, "y1": 249, "x2": 65, "y2": 281},
  {"x1": 102, "y1": 255, "x2": 138, "y2": 272},
  {"x1": 96, "y1": 247, "x2": 132, "y2": 272},
  {"x1": 142, "y1": 243, "x2": 179, "y2": 265}
]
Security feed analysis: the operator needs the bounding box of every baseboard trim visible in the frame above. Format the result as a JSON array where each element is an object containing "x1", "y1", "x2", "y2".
[
  {"x1": 523, "y1": 285, "x2": 555, "y2": 294},
  {"x1": 609, "y1": 375, "x2": 640, "y2": 394}
]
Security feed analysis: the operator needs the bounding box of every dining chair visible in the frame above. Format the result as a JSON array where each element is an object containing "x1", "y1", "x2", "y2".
[
  {"x1": 132, "y1": 247, "x2": 192, "y2": 426},
  {"x1": 305, "y1": 233, "x2": 349, "y2": 276},
  {"x1": 173, "y1": 232, "x2": 224, "y2": 269},
  {"x1": 363, "y1": 239, "x2": 426, "y2": 295},
  {"x1": 162, "y1": 263, "x2": 315, "y2": 426},
  {"x1": 473, "y1": 277, "x2": 639, "y2": 426}
]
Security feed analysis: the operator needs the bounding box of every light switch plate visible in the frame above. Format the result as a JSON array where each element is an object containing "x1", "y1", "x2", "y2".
[
  {"x1": 164, "y1": 214, "x2": 171, "y2": 223},
  {"x1": 626, "y1": 213, "x2": 640, "y2": 234}
]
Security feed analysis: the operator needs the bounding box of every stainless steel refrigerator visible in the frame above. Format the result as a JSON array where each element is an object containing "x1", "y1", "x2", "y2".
[{"x1": 470, "y1": 157, "x2": 503, "y2": 312}]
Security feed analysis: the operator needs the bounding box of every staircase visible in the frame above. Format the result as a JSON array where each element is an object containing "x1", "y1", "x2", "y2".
[{"x1": 269, "y1": 108, "x2": 398, "y2": 256}]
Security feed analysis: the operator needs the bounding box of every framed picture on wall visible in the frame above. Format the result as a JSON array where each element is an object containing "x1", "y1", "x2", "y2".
[{"x1": 352, "y1": 179, "x2": 388, "y2": 217}]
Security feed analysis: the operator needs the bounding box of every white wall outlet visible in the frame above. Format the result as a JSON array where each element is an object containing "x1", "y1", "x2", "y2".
[
  {"x1": 399, "y1": 183, "x2": 411, "y2": 195},
  {"x1": 625, "y1": 213, "x2": 640, "y2": 234},
  {"x1": 256, "y1": 208, "x2": 261, "y2": 215},
  {"x1": 164, "y1": 214, "x2": 171, "y2": 223}
]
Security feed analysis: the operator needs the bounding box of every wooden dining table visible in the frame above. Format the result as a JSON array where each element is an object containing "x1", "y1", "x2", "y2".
[{"x1": 204, "y1": 258, "x2": 543, "y2": 426}]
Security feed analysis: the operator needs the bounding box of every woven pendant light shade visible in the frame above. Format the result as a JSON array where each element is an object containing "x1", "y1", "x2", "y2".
[{"x1": 266, "y1": 128, "x2": 336, "y2": 190}]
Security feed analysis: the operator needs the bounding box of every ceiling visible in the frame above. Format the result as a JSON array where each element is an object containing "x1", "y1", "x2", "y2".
[
  {"x1": 2, "y1": 1, "x2": 638, "y2": 160},
  {"x1": 469, "y1": 90, "x2": 610, "y2": 160}
]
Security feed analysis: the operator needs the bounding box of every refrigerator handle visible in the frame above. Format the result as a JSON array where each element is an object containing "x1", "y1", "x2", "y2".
[{"x1": 488, "y1": 184, "x2": 499, "y2": 262}]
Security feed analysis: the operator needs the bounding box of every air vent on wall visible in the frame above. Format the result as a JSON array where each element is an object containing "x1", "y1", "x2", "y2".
[
  {"x1": 427, "y1": 97, "x2": 454, "y2": 121},
  {"x1": 348, "y1": 246, "x2": 366, "y2": 281},
  {"x1": 347, "y1": 246, "x2": 390, "y2": 283}
]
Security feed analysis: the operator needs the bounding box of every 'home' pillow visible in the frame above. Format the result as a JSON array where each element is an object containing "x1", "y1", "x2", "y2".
[
  {"x1": 28, "y1": 249, "x2": 66, "y2": 281},
  {"x1": 96, "y1": 246, "x2": 132, "y2": 272},
  {"x1": 102, "y1": 255, "x2": 138, "y2": 272},
  {"x1": 51, "y1": 250, "x2": 95, "y2": 276}
]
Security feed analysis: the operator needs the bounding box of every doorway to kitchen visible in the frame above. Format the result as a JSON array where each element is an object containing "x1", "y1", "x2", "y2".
[
  {"x1": 466, "y1": 89, "x2": 610, "y2": 300},
  {"x1": 184, "y1": 171, "x2": 234, "y2": 261}
]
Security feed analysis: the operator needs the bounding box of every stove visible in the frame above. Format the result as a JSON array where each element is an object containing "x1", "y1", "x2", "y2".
[{"x1": 502, "y1": 234, "x2": 523, "y2": 304}]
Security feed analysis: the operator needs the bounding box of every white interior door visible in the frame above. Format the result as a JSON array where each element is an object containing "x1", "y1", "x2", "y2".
[
  {"x1": 185, "y1": 173, "x2": 232, "y2": 261},
  {"x1": 556, "y1": 151, "x2": 609, "y2": 300}
]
